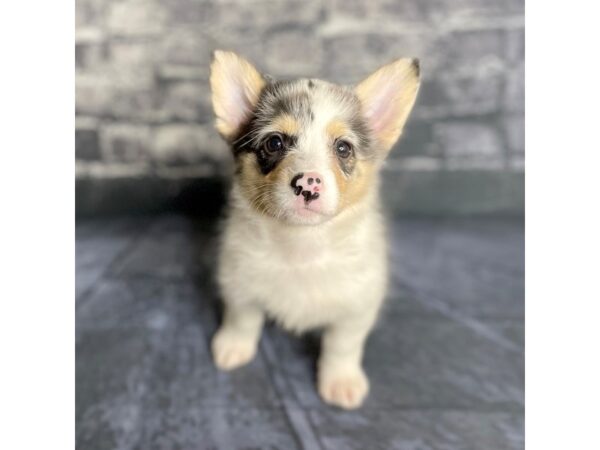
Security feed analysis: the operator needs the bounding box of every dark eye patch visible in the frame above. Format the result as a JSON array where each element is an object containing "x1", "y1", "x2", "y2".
[
  {"x1": 233, "y1": 121, "x2": 297, "y2": 175},
  {"x1": 231, "y1": 82, "x2": 308, "y2": 175},
  {"x1": 254, "y1": 133, "x2": 296, "y2": 175}
]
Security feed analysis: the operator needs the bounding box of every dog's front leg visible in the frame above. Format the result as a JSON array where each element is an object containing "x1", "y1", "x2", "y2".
[
  {"x1": 212, "y1": 303, "x2": 264, "y2": 371},
  {"x1": 317, "y1": 314, "x2": 377, "y2": 410}
]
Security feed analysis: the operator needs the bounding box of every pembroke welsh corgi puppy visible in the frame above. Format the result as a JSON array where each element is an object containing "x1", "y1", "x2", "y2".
[{"x1": 209, "y1": 50, "x2": 420, "y2": 409}]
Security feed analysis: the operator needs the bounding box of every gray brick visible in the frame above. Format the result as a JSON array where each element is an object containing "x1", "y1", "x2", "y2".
[
  {"x1": 150, "y1": 124, "x2": 228, "y2": 167},
  {"x1": 206, "y1": 31, "x2": 268, "y2": 72},
  {"x1": 213, "y1": 0, "x2": 323, "y2": 30},
  {"x1": 106, "y1": 72, "x2": 157, "y2": 121},
  {"x1": 76, "y1": 118, "x2": 101, "y2": 161},
  {"x1": 381, "y1": 0, "x2": 523, "y2": 22},
  {"x1": 111, "y1": 90, "x2": 157, "y2": 122},
  {"x1": 162, "y1": 0, "x2": 219, "y2": 25},
  {"x1": 100, "y1": 124, "x2": 151, "y2": 163},
  {"x1": 324, "y1": 0, "x2": 373, "y2": 21},
  {"x1": 76, "y1": 42, "x2": 108, "y2": 70},
  {"x1": 417, "y1": 73, "x2": 503, "y2": 118},
  {"x1": 435, "y1": 121, "x2": 503, "y2": 157},
  {"x1": 77, "y1": 45, "x2": 158, "y2": 120},
  {"x1": 264, "y1": 28, "x2": 323, "y2": 78},
  {"x1": 504, "y1": 63, "x2": 524, "y2": 112},
  {"x1": 323, "y1": 33, "x2": 430, "y2": 83},
  {"x1": 75, "y1": 29, "x2": 108, "y2": 70},
  {"x1": 106, "y1": 0, "x2": 168, "y2": 37},
  {"x1": 76, "y1": 73, "x2": 114, "y2": 116},
  {"x1": 156, "y1": 80, "x2": 211, "y2": 122},
  {"x1": 156, "y1": 64, "x2": 206, "y2": 83},
  {"x1": 436, "y1": 29, "x2": 506, "y2": 75},
  {"x1": 158, "y1": 27, "x2": 211, "y2": 67},
  {"x1": 503, "y1": 115, "x2": 524, "y2": 153},
  {"x1": 505, "y1": 28, "x2": 525, "y2": 62},
  {"x1": 76, "y1": 0, "x2": 107, "y2": 28},
  {"x1": 376, "y1": 0, "x2": 436, "y2": 22},
  {"x1": 322, "y1": 34, "x2": 388, "y2": 82},
  {"x1": 435, "y1": 121, "x2": 504, "y2": 169},
  {"x1": 442, "y1": 74, "x2": 504, "y2": 115},
  {"x1": 108, "y1": 40, "x2": 159, "y2": 69},
  {"x1": 470, "y1": 0, "x2": 524, "y2": 16},
  {"x1": 326, "y1": 0, "x2": 523, "y2": 25},
  {"x1": 391, "y1": 120, "x2": 441, "y2": 158}
]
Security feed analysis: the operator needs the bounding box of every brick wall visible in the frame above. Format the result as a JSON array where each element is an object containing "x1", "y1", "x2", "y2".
[{"x1": 76, "y1": 0, "x2": 524, "y2": 216}]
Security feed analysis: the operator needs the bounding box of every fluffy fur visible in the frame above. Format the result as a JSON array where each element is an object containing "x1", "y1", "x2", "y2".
[{"x1": 210, "y1": 50, "x2": 420, "y2": 409}]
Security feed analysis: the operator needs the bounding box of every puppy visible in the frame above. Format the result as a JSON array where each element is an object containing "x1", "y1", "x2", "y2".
[{"x1": 209, "y1": 50, "x2": 420, "y2": 409}]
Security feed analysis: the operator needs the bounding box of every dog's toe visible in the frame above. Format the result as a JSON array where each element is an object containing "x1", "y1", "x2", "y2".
[
  {"x1": 318, "y1": 368, "x2": 369, "y2": 410},
  {"x1": 211, "y1": 330, "x2": 257, "y2": 371}
]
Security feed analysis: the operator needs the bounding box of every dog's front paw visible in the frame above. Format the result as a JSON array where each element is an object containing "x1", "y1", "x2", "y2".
[
  {"x1": 318, "y1": 366, "x2": 369, "y2": 410},
  {"x1": 211, "y1": 329, "x2": 257, "y2": 371}
]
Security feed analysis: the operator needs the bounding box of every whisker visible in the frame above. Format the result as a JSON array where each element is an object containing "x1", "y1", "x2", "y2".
[{"x1": 232, "y1": 129, "x2": 253, "y2": 146}]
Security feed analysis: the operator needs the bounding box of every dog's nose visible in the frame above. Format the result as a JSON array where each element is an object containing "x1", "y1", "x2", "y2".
[{"x1": 290, "y1": 172, "x2": 323, "y2": 203}]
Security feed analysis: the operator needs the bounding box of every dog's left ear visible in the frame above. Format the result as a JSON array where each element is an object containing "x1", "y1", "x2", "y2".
[
  {"x1": 355, "y1": 58, "x2": 421, "y2": 153},
  {"x1": 210, "y1": 50, "x2": 266, "y2": 141}
]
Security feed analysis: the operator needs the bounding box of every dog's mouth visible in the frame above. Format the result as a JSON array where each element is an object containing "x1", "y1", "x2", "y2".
[
  {"x1": 239, "y1": 182, "x2": 336, "y2": 224},
  {"x1": 296, "y1": 205, "x2": 325, "y2": 217},
  {"x1": 284, "y1": 202, "x2": 337, "y2": 226}
]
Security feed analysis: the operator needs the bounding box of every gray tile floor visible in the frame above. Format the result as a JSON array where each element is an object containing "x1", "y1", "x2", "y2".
[{"x1": 76, "y1": 214, "x2": 524, "y2": 450}]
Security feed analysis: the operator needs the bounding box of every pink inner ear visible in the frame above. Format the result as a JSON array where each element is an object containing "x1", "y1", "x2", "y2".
[
  {"x1": 223, "y1": 74, "x2": 252, "y2": 130},
  {"x1": 366, "y1": 79, "x2": 398, "y2": 135}
]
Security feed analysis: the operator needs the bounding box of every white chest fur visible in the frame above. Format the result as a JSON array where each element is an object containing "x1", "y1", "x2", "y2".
[{"x1": 217, "y1": 200, "x2": 388, "y2": 332}]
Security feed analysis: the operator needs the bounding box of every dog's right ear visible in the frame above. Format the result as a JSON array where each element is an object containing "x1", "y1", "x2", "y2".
[{"x1": 210, "y1": 50, "x2": 266, "y2": 142}]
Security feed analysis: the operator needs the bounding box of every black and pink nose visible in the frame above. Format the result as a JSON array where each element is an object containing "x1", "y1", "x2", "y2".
[{"x1": 290, "y1": 172, "x2": 323, "y2": 203}]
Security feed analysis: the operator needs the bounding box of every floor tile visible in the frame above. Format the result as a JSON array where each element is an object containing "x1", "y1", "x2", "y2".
[
  {"x1": 264, "y1": 314, "x2": 524, "y2": 410},
  {"x1": 137, "y1": 407, "x2": 301, "y2": 450},
  {"x1": 76, "y1": 215, "x2": 525, "y2": 449},
  {"x1": 76, "y1": 278, "x2": 216, "y2": 331},
  {"x1": 389, "y1": 219, "x2": 524, "y2": 319},
  {"x1": 308, "y1": 408, "x2": 524, "y2": 450},
  {"x1": 110, "y1": 215, "x2": 219, "y2": 280}
]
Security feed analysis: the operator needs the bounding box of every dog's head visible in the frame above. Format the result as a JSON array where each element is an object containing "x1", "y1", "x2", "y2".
[{"x1": 210, "y1": 50, "x2": 420, "y2": 225}]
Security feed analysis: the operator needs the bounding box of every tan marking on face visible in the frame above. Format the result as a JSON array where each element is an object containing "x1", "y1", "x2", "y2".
[
  {"x1": 332, "y1": 159, "x2": 376, "y2": 211},
  {"x1": 238, "y1": 152, "x2": 296, "y2": 218},
  {"x1": 326, "y1": 119, "x2": 350, "y2": 141},
  {"x1": 272, "y1": 114, "x2": 300, "y2": 136}
]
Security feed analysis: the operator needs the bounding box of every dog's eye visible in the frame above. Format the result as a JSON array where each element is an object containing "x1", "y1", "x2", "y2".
[
  {"x1": 265, "y1": 134, "x2": 284, "y2": 153},
  {"x1": 335, "y1": 140, "x2": 352, "y2": 158}
]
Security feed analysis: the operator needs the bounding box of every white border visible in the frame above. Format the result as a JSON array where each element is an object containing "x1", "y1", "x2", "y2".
[
  {"x1": 1, "y1": 0, "x2": 600, "y2": 448},
  {"x1": 0, "y1": 1, "x2": 74, "y2": 449},
  {"x1": 527, "y1": 1, "x2": 600, "y2": 449}
]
